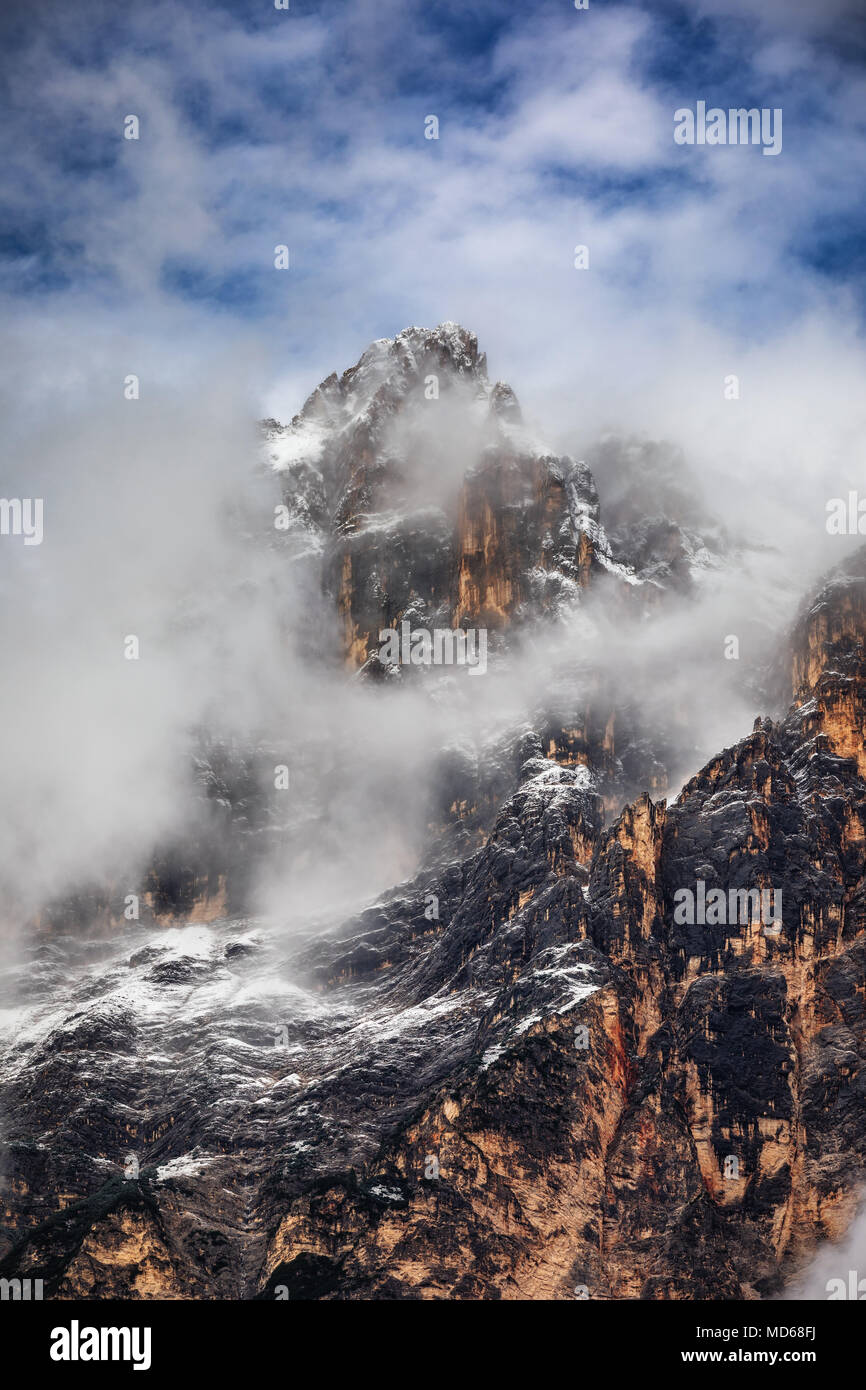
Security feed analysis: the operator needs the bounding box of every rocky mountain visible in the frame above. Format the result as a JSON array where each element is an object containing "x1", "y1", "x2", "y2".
[
  {"x1": 264, "y1": 322, "x2": 631, "y2": 667},
  {"x1": 1, "y1": 328, "x2": 864, "y2": 1301}
]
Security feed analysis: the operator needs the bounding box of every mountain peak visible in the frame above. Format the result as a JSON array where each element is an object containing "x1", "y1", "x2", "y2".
[
  {"x1": 265, "y1": 324, "x2": 494, "y2": 471},
  {"x1": 392, "y1": 321, "x2": 485, "y2": 374}
]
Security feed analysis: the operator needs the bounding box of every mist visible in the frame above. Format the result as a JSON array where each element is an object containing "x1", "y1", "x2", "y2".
[{"x1": 0, "y1": 0, "x2": 865, "y2": 937}]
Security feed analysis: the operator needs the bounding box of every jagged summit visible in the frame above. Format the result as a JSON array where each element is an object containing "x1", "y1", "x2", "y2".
[
  {"x1": 385, "y1": 321, "x2": 487, "y2": 377},
  {"x1": 265, "y1": 323, "x2": 508, "y2": 473},
  {"x1": 334, "y1": 321, "x2": 488, "y2": 391}
]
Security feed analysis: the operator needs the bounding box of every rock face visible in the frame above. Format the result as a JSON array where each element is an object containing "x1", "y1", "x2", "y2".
[
  {"x1": 1, "y1": 331, "x2": 865, "y2": 1301},
  {"x1": 787, "y1": 548, "x2": 866, "y2": 779}
]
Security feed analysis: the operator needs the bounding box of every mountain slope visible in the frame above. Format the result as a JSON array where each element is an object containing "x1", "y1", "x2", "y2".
[{"x1": 1, "y1": 547, "x2": 865, "y2": 1299}]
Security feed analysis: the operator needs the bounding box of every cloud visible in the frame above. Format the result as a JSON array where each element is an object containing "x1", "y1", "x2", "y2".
[{"x1": 1, "y1": 0, "x2": 866, "y2": 929}]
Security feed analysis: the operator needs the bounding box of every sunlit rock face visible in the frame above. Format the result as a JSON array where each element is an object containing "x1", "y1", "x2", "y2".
[
  {"x1": 787, "y1": 548, "x2": 866, "y2": 778},
  {"x1": 2, "y1": 332, "x2": 866, "y2": 1300}
]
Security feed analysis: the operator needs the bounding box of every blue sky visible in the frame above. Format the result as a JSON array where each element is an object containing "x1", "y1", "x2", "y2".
[{"x1": 1, "y1": 0, "x2": 865, "y2": 452}]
